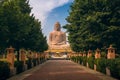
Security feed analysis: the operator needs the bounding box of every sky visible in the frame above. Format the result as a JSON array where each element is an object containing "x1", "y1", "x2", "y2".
[{"x1": 29, "y1": 0, "x2": 73, "y2": 38}]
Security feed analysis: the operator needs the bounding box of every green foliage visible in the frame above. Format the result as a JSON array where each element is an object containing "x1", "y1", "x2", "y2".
[
  {"x1": 75, "y1": 56, "x2": 79, "y2": 63},
  {"x1": 77, "y1": 56, "x2": 83, "y2": 64},
  {"x1": 82, "y1": 56, "x2": 87, "y2": 66},
  {"x1": 32, "y1": 58, "x2": 37, "y2": 66},
  {"x1": 18, "y1": 0, "x2": 31, "y2": 14},
  {"x1": 64, "y1": 0, "x2": 120, "y2": 53},
  {"x1": 70, "y1": 56, "x2": 76, "y2": 62},
  {"x1": 0, "y1": 0, "x2": 48, "y2": 55},
  {"x1": 101, "y1": 51, "x2": 107, "y2": 58},
  {"x1": 14, "y1": 61, "x2": 24, "y2": 74},
  {"x1": 40, "y1": 56, "x2": 46, "y2": 63},
  {"x1": 71, "y1": 55, "x2": 120, "y2": 79},
  {"x1": 87, "y1": 57, "x2": 94, "y2": 69},
  {"x1": 0, "y1": 61, "x2": 10, "y2": 80},
  {"x1": 26, "y1": 58, "x2": 32, "y2": 69},
  {"x1": 107, "y1": 58, "x2": 120, "y2": 79},
  {"x1": 94, "y1": 58, "x2": 106, "y2": 74}
]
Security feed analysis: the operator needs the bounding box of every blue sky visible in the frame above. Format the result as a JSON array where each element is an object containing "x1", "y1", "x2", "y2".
[
  {"x1": 29, "y1": 0, "x2": 73, "y2": 38},
  {"x1": 43, "y1": 3, "x2": 72, "y2": 37}
]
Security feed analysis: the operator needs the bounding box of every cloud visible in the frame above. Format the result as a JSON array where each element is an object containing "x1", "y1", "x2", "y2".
[{"x1": 29, "y1": 0, "x2": 72, "y2": 27}]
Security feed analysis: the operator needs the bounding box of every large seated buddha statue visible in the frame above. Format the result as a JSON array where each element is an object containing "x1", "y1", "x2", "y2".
[{"x1": 49, "y1": 22, "x2": 69, "y2": 49}]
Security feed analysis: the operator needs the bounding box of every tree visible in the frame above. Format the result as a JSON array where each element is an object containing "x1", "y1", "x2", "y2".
[
  {"x1": 23, "y1": 18, "x2": 48, "y2": 52},
  {"x1": 64, "y1": 0, "x2": 120, "y2": 53},
  {"x1": 0, "y1": 0, "x2": 31, "y2": 49},
  {"x1": 0, "y1": 0, "x2": 48, "y2": 59}
]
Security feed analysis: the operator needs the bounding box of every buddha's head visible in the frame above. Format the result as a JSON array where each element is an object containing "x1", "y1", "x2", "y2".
[{"x1": 54, "y1": 22, "x2": 61, "y2": 31}]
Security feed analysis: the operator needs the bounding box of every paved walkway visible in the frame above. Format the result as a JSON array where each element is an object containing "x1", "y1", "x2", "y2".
[{"x1": 8, "y1": 60, "x2": 117, "y2": 80}]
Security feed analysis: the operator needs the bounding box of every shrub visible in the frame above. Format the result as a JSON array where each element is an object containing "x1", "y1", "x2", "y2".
[
  {"x1": 39, "y1": 57, "x2": 42, "y2": 64},
  {"x1": 36, "y1": 58, "x2": 39, "y2": 64},
  {"x1": 0, "y1": 61, "x2": 10, "y2": 80},
  {"x1": 107, "y1": 58, "x2": 120, "y2": 79},
  {"x1": 14, "y1": 61, "x2": 24, "y2": 74},
  {"x1": 26, "y1": 58, "x2": 32, "y2": 69},
  {"x1": 32, "y1": 58, "x2": 37, "y2": 66},
  {"x1": 94, "y1": 58, "x2": 106, "y2": 74},
  {"x1": 101, "y1": 52, "x2": 107, "y2": 58},
  {"x1": 82, "y1": 56, "x2": 87, "y2": 66},
  {"x1": 71, "y1": 56, "x2": 76, "y2": 62},
  {"x1": 78, "y1": 56, "x2": 83, "y2": 64},
  {"x1": 87, "y1": 57, "x2": 94, "y2": 69},
  {"x1": 40, "y1": 57, "x2": 44, "y2": 63},
  {"x1": 75, "y1": 56, "x2": 79, "y2": 63}
]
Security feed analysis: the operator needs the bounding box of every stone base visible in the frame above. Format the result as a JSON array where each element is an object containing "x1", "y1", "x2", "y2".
[
  {"x1": 10, "y1": 68, "x2": 16, "y2": 76},
  {"x1": 81, "y1": 62, "x2": 83, "y2": 65},
  {"x1": 77, "y1": 60, "x2": 80, "y2": 64},
  {"x1": 106, "y1": 67, "x2": 111, "y2": 76},
  {"x1": 23, "y1": 64, "x2": 28, "y2": 71},
  {"x1": 94, "y1": 64, "x2": 97, "y2": 71},
  {"x1": 87, "y1": 62, "x2": 89, "y2": 68},
  {"x1": 31, "y1": 63, "x2": 34, "y2": 67}
]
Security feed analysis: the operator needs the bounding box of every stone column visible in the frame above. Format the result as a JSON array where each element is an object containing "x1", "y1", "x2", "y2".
[
  {"x1": 46, "y1": 52, "x2": 50, "y2": 60},
  {"x1": 107, "y1": 45, "x2": 115, "y2": 59},
  {"x1": 43, "y1": 53, "x2": 46, "y2": 61},
  {"x1": 87, "y1": 50, "x2": 92, "y2": 68},
  {"x1": 20, "y1": 49, "x2": 26, "y2": 65},
  {"x1": 36, "y1": 52, "x2": 40, "y2": 64},
  {"x1": 87, "y1": 50, "x2": 92, "y2": 58},
  {"x1": 79, "y1": 52, "x2": 82, "y2": 56},
  {"x1": 32, "y1": 52, "x2": 37, "y2": 66},
  {"x1": 83, "y1": 51, "x2": 86, "y2": 57},
  {"x1": 95, "y1": 48, "x2": 101, "y2": 59},
  {"x1": 6, "y1": 46, "x2": 16, "y2": 75},
  {"x1": 35, "y1": 52, "x2": 39, "y2": 65},
  {"x1": 94, "y1": 48, "x2": 101, "y2": 71},
  {"x1": 28, "y1": 50, "x2": 32, "y2": 58},
  {"x1": 7, "y1": 46, "x2": 15, "y2": 69},
  {"x1": 20, "y1": 49, "x2": 27, "y2": 70},
  {"x1": 28, "y1": 51, "x2": 33, "y2": 67},
  {"x1": 106, "y1": 45, "x2": 115, "y2": 76},
  {"x1": 43, "y1": 52, "x2": 47, "y2": 60},
  {"x1": 40, "y1": 53, "x2": 44, "y2": 62}
]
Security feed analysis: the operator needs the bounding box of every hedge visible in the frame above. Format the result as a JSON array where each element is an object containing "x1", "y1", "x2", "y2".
[
  {"x1": 26, "y1": 58, "x2": 32, "y2": 69},
  {"x1": 82, "y1": 56, "x2": 87, "y2": 66},
  {"x1": 0, "y1": 61, "x2": 10, "y2": 80},
  {"x1": 87, "y1": 57, "x2": 94, "y2": 69},
  {"x1": 71, "y1": 56, "x2": 120, "y2": 79},
  {"x1": 94, "y1": 58, "x2": 106, "y2": 74},
  {"x1": 14, "y1": 61, "x2": 24, "y2": 74},
  {"x1": 107, "y1": 58, "x2": 120, "y2": 79},
  {"x1": 32, "y1": 58, "x2": 37, "y2": 66}
]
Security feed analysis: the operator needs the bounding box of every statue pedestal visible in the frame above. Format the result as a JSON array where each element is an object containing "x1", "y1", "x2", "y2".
[{"x1": 46, "y1": 47, "x2": 72, "y2": 59}]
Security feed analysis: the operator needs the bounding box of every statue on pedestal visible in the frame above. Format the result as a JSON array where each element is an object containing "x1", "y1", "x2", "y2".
[{"x1": 49, "y1": 22, "x2": 69, "y2": 49}]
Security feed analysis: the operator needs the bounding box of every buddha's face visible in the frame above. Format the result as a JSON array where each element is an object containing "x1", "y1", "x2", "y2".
[{"x1": 54, "y1": 22, "x2": 61, "y2": 31}]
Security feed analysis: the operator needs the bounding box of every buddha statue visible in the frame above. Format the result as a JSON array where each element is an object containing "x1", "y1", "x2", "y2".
[{"x1": 49, "y1": 22, "x2": 68, "y2": 49}]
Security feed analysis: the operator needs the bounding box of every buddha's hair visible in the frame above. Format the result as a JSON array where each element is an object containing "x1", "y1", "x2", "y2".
[
  {"x1": 54, "y1": 22, "x2": 61, "y2": 31},
  {"x1": 55, "y1": 22, "x2": 61, "y2": 27}
]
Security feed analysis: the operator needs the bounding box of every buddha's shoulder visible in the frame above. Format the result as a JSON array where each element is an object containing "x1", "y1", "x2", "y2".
[
  {"x1": 60, "y1": 31, "x2": 65, "y2": 34},
  {"x1": 50, "y1": 31, "x2": 65, "y2": 34},
  {"x1": 50, "y1": 31, "x2": 56, "y2": 34}
]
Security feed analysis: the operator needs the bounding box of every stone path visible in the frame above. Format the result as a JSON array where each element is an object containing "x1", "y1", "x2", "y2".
[{"x1": 8, "y1": 60, "x2": 117, "y2": 80}]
